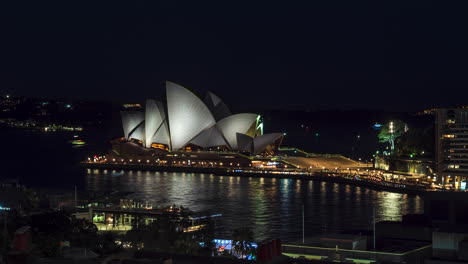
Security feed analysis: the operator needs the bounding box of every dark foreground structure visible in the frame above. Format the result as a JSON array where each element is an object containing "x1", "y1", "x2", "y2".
[{"x1": 282, "y1": 192, "x2": 468, "y2": 264}]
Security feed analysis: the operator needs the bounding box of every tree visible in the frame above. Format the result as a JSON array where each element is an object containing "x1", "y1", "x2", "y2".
[
  {"x1": 0, "y1": 210, "x2": 28, "y2": 254},
  {"x1": 30, "y1": 211, "x2": 99, "y2": 256},
  {"x1": 0, "y1": 214, "x2": 10, "y2": 255},
  {"x1": 35, "y1": 233, "x2": 61, "y2": 257},
  {"x1": 124, "y1": 218, "x2": 153, "y2": 250},
  {"x1": 396, "y1": 125, "x2": 434, "y2": 157},
  {"x1": 94, "y1": 232, "x2": 121, "y2": 256},
  {"x1": 174, "y1": 232, "x2": 201, "y2": 255},
  {"x1": 231, "y1": 227, "x2": 255, "y2": 259},
  {"x1": 21, "y1": 189, "x2": 40, "y2": 213},
  {"x1": 378, "y1": 120, "x2": 407, "y2": 153},
  {"x1": 69, "y1": 215, "x2": 98, "y2": 248},
  {"x1": 196, "y1": 217, "x2": 216, "y2": 256}
]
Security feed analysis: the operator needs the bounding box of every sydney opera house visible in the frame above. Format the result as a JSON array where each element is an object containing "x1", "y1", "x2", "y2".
[{"x1": 109, "y1": 82, "x2": 284, "y2": 166}]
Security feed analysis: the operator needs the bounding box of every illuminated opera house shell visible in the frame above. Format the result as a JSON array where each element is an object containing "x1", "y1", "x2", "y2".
[{"x1": 120, "y1": 81, "x2": 283, "y2": 155}]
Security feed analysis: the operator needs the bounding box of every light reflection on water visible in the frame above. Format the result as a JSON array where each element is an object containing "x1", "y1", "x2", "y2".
[{"x1": 86, "y1": 170, "x2": 423, "y2": 241}]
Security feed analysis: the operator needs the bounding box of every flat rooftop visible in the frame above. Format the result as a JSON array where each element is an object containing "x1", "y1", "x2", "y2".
[{"x1": 283, "y1": 156, "x2": 363, "y2": 169}]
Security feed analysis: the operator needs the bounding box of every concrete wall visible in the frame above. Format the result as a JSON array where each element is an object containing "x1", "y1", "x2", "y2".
[
  {"x1": 432, "y1": 232, "x2": 468, "y2": 260},
  {"x1": 376, "y1": 221, "x2": 432, "y2": 243},
  {"x1": 283, "y1": 244, "x2": 432, "y2": 264},
  {"x1": 375, "y1": 156, "x2": 433, "y2": 175}
]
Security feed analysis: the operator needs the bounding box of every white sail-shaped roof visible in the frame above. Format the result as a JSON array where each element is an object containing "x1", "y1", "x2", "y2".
[
  {"x1": 152, "y1": 107, "x2": 170, "y2": 146},
  {"x1": 145, "y1": 99, "x2": 170, "y2": 147},
  {"x1": 236, "y1": 133, "x2": 253, "y2": 153},
  {"x1": 129, "y1": 122, "x2": 145, "y2": 142},
  {"x1": 252, "y1": 133, "x2": 284, "y2": 155},
  {"x1": 189, "y1": 125, "x2": 228, "y2": 148},
  {"x1": 204, "y1": 91, "x2": 232, "y2": 121},
  {"x1": 216, "y1": 113, "x2": 259, "y2": 150},
  {"x1": 166, "y1": 81, "x2": 216, "y2": 150},
  {"x1": 145, "y1": 99, "x2": 159, "y2": 147},
  {"x1": 208, "y1": 91, "x2": 221, "y2": 106},
  {"x1": 121, "y1": 111, "x2": 144, "y2": 140}
]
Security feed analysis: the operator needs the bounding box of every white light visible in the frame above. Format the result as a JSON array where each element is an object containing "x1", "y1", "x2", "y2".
[{"x1": 166, "y1": 82, "x2": 216, "y2": 150}]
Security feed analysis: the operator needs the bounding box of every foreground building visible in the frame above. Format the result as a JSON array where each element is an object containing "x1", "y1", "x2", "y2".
[
  {"x1": 435, "y1": 108, "x2": 468, "y2": 188},
  {"x1": 114, "y1": 81, "x2": 283, "y2": 159}
]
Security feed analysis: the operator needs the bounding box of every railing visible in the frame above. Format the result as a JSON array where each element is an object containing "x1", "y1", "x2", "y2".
[{"x1": 282, "y1": 244, "x2": 432, "y2": 263}]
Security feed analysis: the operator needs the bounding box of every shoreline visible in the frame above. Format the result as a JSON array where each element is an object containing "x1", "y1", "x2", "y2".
[{"x1": 81, "y1": 162, "x2": 430, "y2": 195}]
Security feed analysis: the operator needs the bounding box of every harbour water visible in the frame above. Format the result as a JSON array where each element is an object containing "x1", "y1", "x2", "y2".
[
  {"x1": 86, "y1": 169, "x2": 423, "y2": 241},
  {"x1": 2, "y1": 128, "x2": 424, "y2": 241}
]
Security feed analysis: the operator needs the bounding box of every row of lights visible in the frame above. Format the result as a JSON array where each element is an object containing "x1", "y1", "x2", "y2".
[{"x1": 100, "y1": 157, "x2": 245, "y2": 167}]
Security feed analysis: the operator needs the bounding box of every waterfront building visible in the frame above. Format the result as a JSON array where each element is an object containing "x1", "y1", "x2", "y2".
[
  {"x1": 375, "y1": 192, "x2": 468, "y2": 263},
  {"x1": 118, "y1": 81, "x2": 283, "y2": 157},
  {"x1": 0, "y1": 179, "x2": 26, "y2": 212},
  {"x1": 374, "y1": 156, "x2": 434, "y2": 176},
  {"x1": 80, "y1": 199, "x2": 222, "y2": 232},
  {"x1": 435, "y1": 108, "x2": 468, "y2": 188},
  {"x1": 90, "y1": 83, "x2": 372, "y2": 172}
]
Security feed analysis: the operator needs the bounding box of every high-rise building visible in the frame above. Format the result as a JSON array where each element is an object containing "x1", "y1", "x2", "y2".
[{"x1": 435, "y1": 108, "x2": 468, "y2": 188}]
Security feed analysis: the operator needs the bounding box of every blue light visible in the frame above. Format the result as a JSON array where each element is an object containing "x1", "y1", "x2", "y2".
[
  {"x1": 0, "y1": 205, "x2": 11, "y2": 211},
  {"x1": 373, "y1": 123, "x2": 383, "y2": 130}
]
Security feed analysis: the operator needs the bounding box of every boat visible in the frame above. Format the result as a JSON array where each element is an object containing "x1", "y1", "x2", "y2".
[
  {"x1": 111, "y1": 171, "x2": 124, "y2": 176},
  {"x1": 71, "y1": 139, "x2": 86, "y2": 145}
]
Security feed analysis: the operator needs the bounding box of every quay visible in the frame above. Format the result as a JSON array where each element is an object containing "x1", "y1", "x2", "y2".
[{"x1": 81, "y1": 161, "x2": 432, "y2": 195}]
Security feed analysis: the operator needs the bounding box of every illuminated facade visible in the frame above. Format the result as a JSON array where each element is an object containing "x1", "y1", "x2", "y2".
[
  {"x1": 121, "y1": 111, "x2": 144, "y2": 141},
  {"x1": 120, "y1": 81, "x2": 283, "y2": 156},
  {"x1": 216, "y1": 113, "x2": 259, "y2": 150},
  {"x1": 144, "y1": 99, "x2": 170, "y2": 148},
  {"x1": 236, "y1": 132, "x2": 284, "y2": 155},
  {"x1": 435, "y1": 108, "x2": 468, "y2": 188}
]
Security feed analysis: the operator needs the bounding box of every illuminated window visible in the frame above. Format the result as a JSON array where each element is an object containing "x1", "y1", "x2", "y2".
[
  {"x1": 443, "y1": 134, "x2": 456, "y2": 138},
  {"x1": 150, "y1": 143, "x2": 169, "y2": 151},
  {"x1": 123, "y1": 103, "x2": 142, "y2": 108}
]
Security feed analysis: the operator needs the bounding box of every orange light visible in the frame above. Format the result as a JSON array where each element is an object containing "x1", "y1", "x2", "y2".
[{"x1": 150, "y1": 143, "x2": 169, "y2": 150}]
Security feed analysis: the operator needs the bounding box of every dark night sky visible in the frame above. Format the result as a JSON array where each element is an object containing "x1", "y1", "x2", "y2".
[{"x1": 1, "y1": 1, "x2": 467, "y2": 111}]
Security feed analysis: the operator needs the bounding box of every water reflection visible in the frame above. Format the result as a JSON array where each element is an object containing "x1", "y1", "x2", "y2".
[{"x1": 85, "y1": 170, "x2": 424, "y2": 241}]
